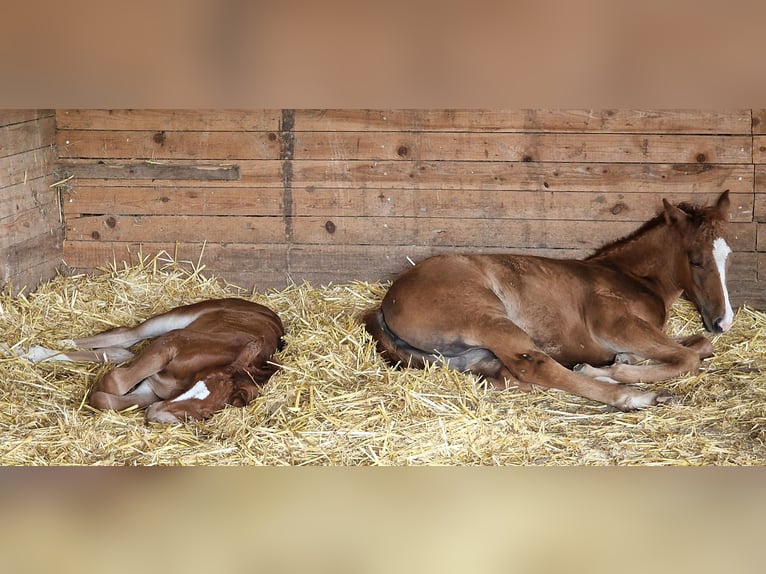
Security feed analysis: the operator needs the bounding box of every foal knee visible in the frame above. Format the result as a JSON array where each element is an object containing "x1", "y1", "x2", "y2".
[
  {"x1": 676, "y1": 351, "x2": 701, "y2": 375},
  {"x1": 507, "y1": 350, "x2": 552, "y2": 381}
]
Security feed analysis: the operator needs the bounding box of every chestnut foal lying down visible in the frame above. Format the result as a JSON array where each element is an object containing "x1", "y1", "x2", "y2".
[
  {"x1": 365, "y1": 191, "x2": 734, "y2": 411},
  {"x1": 23, "y1": 298, "x2": 284, "y2": 423}
]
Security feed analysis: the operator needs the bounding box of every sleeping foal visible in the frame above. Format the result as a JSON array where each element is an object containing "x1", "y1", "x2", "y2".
[{"x1": 24, "y1": 298, "x2": 284, "y2": 423}]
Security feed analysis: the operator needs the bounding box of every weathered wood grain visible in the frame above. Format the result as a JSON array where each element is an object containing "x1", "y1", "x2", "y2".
[
  {"x1": 0, "y1": 176, "x2": 59, "y2": 221},
  {"x1": 293, "y1": 132, "x2": 751, "y2": 163},
  {"x1": 63, "y1": 186, "x2": 283, "y2": 216},
  {"x1": 288, "y1": 189, "x2": 754, "y2": 222},
  {"x1": 289, "y1": 216, "x2": 756, "y2": 251},
  {"x1": 752, "y1": 136, "x2": 766, "y2": 163},
  {"x1": 56, "y1": 109, "x2": 281, "y2": 131},
  {"x1": 60, "y1": 159, "x2": 282, "y2": 187},
  {"x1": 58, "y1": 129, "x2": 280, "y2": 160},
  {"x1": 62, "y1": 240, "x2": 288, "y2": 289},
  {"x1": 66, "y1": 214, "x2": 286, "y2": 243},
  {"x1": 0, "y1": 110, "x2": 55, "y2": 128},
  {"x1": 751, "y1": 109, "x2": 766, "y2": 135},
  {"x1": 58, "y1": 161, "x2": 241, "y2": 181},
  {"x1": 290, "y1": 160, "x2": 753, "y2": 192},
  {"x1": 0, "y1": 147, "x2": 58, "y2": 189},
  {"x1": 1, "y1": 227, "x2": 64, "y2": 292},
  {"x1": 293, "y1": 110, "x2": 752, "y2": 134},
  {"x1": 0, "y1": 116, "x2": 55, "y2": 159}
]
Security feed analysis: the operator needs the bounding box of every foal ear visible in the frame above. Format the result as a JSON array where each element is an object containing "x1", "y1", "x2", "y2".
[
  {"x1": 715, "y1": 189, "x2": 731, "y2": 218},
  {"x1": 662, "y1": 198, "x2": 689, "y2": 226}
]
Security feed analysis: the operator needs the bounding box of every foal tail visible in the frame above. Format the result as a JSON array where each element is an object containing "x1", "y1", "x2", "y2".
[{"x1": 362, "y1": 308, "x2": 429, "y2": 369}]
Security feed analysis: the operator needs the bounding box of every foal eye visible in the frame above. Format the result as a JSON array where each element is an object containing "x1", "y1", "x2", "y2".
[{"x1": 689, "y1": 258, "x2": 703, "y2": 268}]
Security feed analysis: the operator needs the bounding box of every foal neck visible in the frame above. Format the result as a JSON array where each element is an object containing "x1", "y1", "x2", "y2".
[{"x1": 587, "y1": 217, "x2": 683, "y2": 304}]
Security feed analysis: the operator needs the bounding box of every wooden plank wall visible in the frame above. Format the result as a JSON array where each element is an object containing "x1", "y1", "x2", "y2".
[
  {"x1": 0, "y1": 110, "x2": 62, "y2": 294},
  {"x1": 56, "y1": 110, "x2": 764, "y2": 308}
]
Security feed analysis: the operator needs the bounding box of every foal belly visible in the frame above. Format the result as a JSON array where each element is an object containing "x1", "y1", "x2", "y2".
[{"x1": 516, "y1": 319, "x2": 616, "y2": 368}]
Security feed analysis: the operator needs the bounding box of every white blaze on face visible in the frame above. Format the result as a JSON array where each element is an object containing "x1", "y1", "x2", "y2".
[
  {"x1": 712, "y1": 237, "x2": 734, "y2": 332},
  {"x1": 171, "y1": 380, "x2": 211, "y2": 402}
]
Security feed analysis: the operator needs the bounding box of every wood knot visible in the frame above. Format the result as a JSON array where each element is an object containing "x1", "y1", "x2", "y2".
[
  {"x1": 268, "y1": 132, "x2": 277, "y2": 141},
  {"x1": 522, "y1": 155, "x2": 533, "y2": 162},
  {"x1": 324, "y1": 220, "x2": 336, "y2": 234},
  {"x1": 397, "y1": 145, "x2": 409, "y2": 158},
  {"x1": 91, "y1": 231, "x2": 101, "y2": 240},
  {"x1": 105, "y1": 216, "x2": 117, "y2": 228},
  {"x1": 696, "y1": 153, "x2": 707, "y2": 163},
  {"x1": 611, "y1": 202, "x2": 627, "y2": 215},
  {"x1": 153, "y1": 131, "x2": 166, "y2": 146}
]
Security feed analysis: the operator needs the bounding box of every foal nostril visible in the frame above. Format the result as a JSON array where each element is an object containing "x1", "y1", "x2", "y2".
[{"x1": 712, "y1": 318, "x2": 724, "y2": 333}]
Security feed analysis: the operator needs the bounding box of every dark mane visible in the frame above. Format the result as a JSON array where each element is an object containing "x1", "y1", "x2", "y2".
[{"x1": 585, "y1": 202, "x2": 711, "y2": 260}]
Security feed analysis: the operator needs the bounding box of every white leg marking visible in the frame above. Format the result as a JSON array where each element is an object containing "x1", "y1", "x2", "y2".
[
  {"x1": 712, "y1": 237, "x2": 734, "y2": 332},
  {"x1": 24, "y1": 345, "x2": 73, "y2": 363},
  {"x1": 171, "y1": 380, "x2": 211, "y2": 402}
]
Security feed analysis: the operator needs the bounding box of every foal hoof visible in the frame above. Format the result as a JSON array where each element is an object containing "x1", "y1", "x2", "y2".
[
  {"x1": 654, "y1": 392, "x2": 676, "y2": 405},
  {"x1": 617, "y1": 389, "x2": 674, "y2": 411},
  {"x1": 145, "y1": 403, "x2": 181, "y2": 424}
]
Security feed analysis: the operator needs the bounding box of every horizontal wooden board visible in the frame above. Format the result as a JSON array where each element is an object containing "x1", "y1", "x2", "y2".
[
  {"x1": 58, "y1": 129, "x2": 281, "y2": 160},
  {"x1": 0, "y1": 116, "x2": 55, "y2": 159},
  {"x1": 0, "y1": 202, "x2": 62, "y2": 251},
  {"x1": 1, "y1": 226, "x2": 64, "y2": 290},
  {"x1": 56, "y1": 110, "x2": 282, "y2": 131},
  {"x1": 752, "y1": 136, "x2": 766, "y2": 163},
  {"x1": 61, "y1": 187, "x2": 752, "y2": 222},
  {"x1": 293, "y1": 110, "x2": 753, "y2": 134},
  {"x1": 63, "y1": 187, "x2": 283, "y2": 216},
  {"x1": 58, "y1": 161, "x2": 240, "y2": 181},
  {"x1": 726, "y1": 281, "x2": 765, "y2": 309},
  {"x1": 289, "y1": 189, "x2": 754, "y2": 223},
  {"x1": 292, "y1": 132, "x2": 752, "y2": 163},
  {"x1": 62, "y1": 159, "x2": 282, "y2": 187},
  {"x1": 62, "y1": 159, "x2": 753, "y2": 193},
  {"x1": 0, "y1": 175, "x2": 59, "y2": 220},
  {"x1": 734, "y1": 282, "x2": 766, "y2": 308},
  {"x1": 62, "y1": 241, "x2": 288, "y2": 290},
  {"x1": 289, "y1": 216, "x2": 757, "y2": 251},
  {"x1": 0, "y1": 147, "x2": 58, "y2": 189},
  {"x1": 0, "y1": 110, "x2": 54, "y2": 128},
  {"x1": 66, "y1": 214, "x2": 286, "y2": 243},
  {"x1": 292, "y1": 161, "x2": 753, "y2": 192},
  {"x1": 751, "y1": 110, "x2": 766, "y2": 134},
  {"x1": 759, "y1": 253, "x2": 766, "y2": 280}
]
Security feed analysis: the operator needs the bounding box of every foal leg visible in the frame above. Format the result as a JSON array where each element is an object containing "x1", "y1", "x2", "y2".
[
  {"x1": 72, "y1": 304, "x2": 211, "y2": 350},
  {"x1": 89, "y1": 380, "x2": 160, "y2": 411},
  {"x1": 471, "y1": 316, "x2": 669, "y2": 411},
  {"x1": 576, "y1": 317, "x2": 703, "y2": 384},
  {"x1": 88, "y1": 340, "x2": 177, "y2": 411},
  {"x1": 674, "y1": 334, "x2": 714, "y2": 359}
]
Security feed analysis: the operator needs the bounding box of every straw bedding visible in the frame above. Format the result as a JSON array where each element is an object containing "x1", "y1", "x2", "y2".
[{"x1": 0, "y1": 252, "x2": 764, "y2": 465}]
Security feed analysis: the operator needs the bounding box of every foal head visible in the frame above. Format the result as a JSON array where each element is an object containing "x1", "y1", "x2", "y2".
[
  {"x1": 146, "y1": 340, "x2": 280, "y2": 422},
  {"x1": 664, "y1": 190, "x2": 733, "y2": 333}
]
